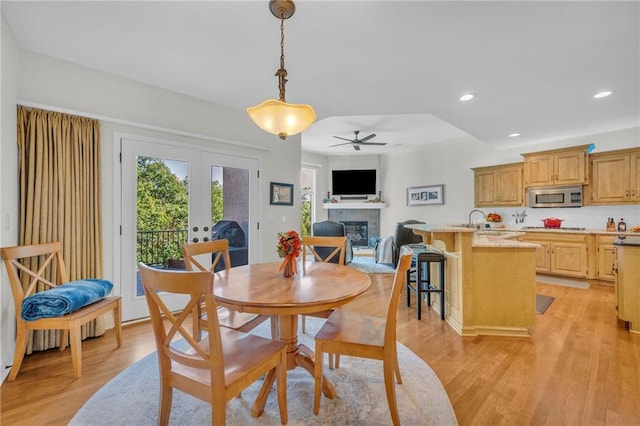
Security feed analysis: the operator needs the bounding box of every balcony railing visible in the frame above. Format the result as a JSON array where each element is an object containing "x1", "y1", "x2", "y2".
[{"x1": 137, "y1": 229, "x2": 188, "y2": 267}]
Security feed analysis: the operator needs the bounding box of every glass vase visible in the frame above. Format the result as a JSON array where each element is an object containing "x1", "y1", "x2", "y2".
[{"x1": 283, "y1": 259, "x2": 294, "y2": 277}]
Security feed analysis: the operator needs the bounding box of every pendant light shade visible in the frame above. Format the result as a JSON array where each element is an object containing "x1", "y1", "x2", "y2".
[
  {"x1": 247, "y1": 0, "x2": 315, "y2": 140},
  {"x1": 247, "y1": 99, "x2": 316, "y2": 140}
]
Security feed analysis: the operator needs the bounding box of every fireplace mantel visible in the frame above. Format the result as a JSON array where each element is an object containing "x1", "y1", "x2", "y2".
[{"x1": 322, "y1": 202, "x2": 386, "y2": 210}]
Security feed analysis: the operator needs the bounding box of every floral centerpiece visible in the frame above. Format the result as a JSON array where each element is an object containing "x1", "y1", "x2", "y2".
[{"x1": 277, "y1": 230, "x2": 301, "y2": 277}]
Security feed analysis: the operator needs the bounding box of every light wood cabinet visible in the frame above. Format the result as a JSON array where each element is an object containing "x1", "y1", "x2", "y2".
[
  {"x1": 473, "y1": 163, "x2": 524, "y2": 207},
  {"x1": 597, "y1": 235, "x2": 617, "y2": 280},
  {"x1": 522, "y1": 145, "x2": 589, "y2": 187},
  {"x1": 615, "y1": 243, "x2": 640, "y2": 333},
  {"x1": 533, "y1": 241, "x2": 550, "y2": 272},
  {"x1": 550, "y1": 241, "x2": 588, "y2": 277},
  {"x1": 523, "y1": 232, "x2": 589, "y2": 278},
  {"x1": 589, "y1": 148, "x2": 640, "y2": 205}
]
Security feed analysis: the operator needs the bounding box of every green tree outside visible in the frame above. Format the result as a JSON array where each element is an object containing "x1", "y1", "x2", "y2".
[
  {"x1": 301, "y1": 192, "x2": 311, "y2": 236},
  {"x1": 136, "y1": 157, "x2": 226, "y2": 265}
]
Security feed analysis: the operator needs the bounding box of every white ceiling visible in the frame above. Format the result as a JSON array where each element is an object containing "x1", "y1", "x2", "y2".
[{"x1": 2, "y1": 1, "x2": 639, "y2": 156}]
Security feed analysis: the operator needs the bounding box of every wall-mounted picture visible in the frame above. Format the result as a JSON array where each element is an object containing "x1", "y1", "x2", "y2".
[
  {"x1": 407, "y1": 184, "x2": 444, "y2": 206},
  {"x1": 270, "y1": 182, "x2": 294, "y2": 206}
]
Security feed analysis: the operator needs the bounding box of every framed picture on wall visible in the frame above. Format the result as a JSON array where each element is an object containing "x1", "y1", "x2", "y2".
[
  {"x1": 407, "y1": 184, "x2": 444, "y2": 206},
  {"x1": 270, "y1": 182, "x2": 294, "y2": 206}
]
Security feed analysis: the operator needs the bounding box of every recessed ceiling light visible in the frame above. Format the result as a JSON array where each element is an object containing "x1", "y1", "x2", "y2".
[
  {"x1": 509, "y1": 133, "x2": 521, "y2": 138},
  {"x1": 594, "y1": 91, "x2": 612, "y2": 99},
  {"x1": 459, "y1": 94, "x2": 475, "y2": 102}
]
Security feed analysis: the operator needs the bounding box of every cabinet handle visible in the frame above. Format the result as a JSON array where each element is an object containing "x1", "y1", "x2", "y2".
[
  {"x1": 612, "y1": 265, "x2": 617, "y2": 275},
  {"x1": 626, "y1": 191, "x2": 630, "y2": 198}
]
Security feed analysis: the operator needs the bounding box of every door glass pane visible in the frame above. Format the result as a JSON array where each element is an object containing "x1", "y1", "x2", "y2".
[
  {"x1": 136, "y1": 156, "x2": 189, "y2": 296},
  {"x1": 301, "y1": 168, "x2": 314, "y2": 236},
  {"x1": 210, "y1": 165, "x2": 249, "y2": 271}
]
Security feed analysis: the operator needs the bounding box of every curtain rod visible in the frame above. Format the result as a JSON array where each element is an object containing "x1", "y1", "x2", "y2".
[{"x1": 17, "y1": 101, "x2": 271, "y2": 152}]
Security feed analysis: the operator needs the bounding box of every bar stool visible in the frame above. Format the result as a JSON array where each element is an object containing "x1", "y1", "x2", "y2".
[{"x1": 406, "y1": 245, "x2": 446, "y2": 320}]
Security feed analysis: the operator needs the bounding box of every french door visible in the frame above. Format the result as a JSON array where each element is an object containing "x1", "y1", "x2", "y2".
[{"x1": 119, "y1": 136, "x2": 258, "y2": 321}]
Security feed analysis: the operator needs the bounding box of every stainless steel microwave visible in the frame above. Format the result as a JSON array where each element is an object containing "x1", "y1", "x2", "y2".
[{"x1": 528, "y1": 185, "x2": 582, "y2": 208}]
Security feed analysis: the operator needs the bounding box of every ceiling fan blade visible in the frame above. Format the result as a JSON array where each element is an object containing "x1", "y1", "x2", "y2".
[
  {"x1": 353, "y1": 145, "x2": 361, "y2": 151},
  {"x1": 332, "y1": 136, "x2": 353, "y2": 142},
  {"x1": 329, "y1": 142, "x2": 353, "y2": 147},
  {"x1": 359, "y1": 133, "x2": 377, "y2": 143},
  {"x1": 361, "y1": 142, "x2": 387, "y2": 146}
]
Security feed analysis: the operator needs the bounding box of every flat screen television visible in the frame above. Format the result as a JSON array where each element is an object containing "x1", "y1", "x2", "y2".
[{"x1": 331, "y1": 169, "x2": 377, "y2": 196}]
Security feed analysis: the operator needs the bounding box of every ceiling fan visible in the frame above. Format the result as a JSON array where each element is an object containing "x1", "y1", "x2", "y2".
[{"x1": 330, "y1": 130, "x2": 388, "y2": 151}]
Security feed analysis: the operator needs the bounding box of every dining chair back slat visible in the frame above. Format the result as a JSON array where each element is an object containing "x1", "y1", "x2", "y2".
[
  {"x1": 182, "y1": 239, "x2": 232, "y2": 273},
  {"x1": 302, "y1": 236, "x2": 347, "y2": 265}
]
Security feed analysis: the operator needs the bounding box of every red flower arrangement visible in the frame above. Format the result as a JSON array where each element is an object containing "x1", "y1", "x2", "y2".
[{"x1": 277, "y1": 230, "x2": 301, "y2": 277}]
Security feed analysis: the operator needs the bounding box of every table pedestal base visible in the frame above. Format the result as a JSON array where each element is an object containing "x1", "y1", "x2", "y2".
[{"x1": 251, "y1": 316, "x2": 336, "y2": 417}]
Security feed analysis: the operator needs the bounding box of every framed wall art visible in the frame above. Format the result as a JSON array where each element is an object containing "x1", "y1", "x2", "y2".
[
  {"x1": 406, "y1": 184, "x2": 444, "y2": 206},
  {"x1": 270, "y1": 182, "x2": 294, "y2": 206}
]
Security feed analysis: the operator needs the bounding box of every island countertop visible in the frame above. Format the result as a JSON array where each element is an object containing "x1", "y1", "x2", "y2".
[{"x1": 405, "y1": 224, "x2": 538, "y2": 248}]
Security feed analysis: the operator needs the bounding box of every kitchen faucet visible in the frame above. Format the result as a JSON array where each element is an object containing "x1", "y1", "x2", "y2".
[{"x1": 468, "y1": 209, "x2": 486, "y2": 228}]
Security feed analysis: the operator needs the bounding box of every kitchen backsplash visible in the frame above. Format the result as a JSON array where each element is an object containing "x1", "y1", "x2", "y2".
[{"x1": 486, "y1": 205, "x2": 640, "y2": 230}]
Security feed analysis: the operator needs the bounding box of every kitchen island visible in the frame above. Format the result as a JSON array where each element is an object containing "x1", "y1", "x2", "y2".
[
  {"x1": 406, "y1": 224, "x2": 538, "y2": 337},
  {"x1": 614, "y1": 236, "x2": 640, "y2": 334}
]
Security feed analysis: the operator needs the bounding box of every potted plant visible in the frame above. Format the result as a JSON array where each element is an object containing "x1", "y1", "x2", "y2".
[{"x1": 163, "y1": 242, "x2": 185, "y2": 269}]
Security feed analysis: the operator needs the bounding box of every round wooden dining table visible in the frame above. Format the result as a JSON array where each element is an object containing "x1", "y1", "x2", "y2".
[{"x1": 213, "y1": 260, "x2": 370, "y2": 415}]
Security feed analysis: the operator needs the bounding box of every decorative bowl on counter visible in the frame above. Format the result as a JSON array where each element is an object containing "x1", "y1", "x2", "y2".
[{"x1": 542, "y1": 218, "x2": 564, "y2": 228}]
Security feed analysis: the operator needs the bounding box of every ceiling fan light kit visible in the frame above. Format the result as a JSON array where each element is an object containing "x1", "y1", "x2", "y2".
[
  {"x1": 247, "y1": 0, "x2": 316, "y2": 140},
  {"x1": 330, "y1": 130, "x2": 388, "y2": 151}
]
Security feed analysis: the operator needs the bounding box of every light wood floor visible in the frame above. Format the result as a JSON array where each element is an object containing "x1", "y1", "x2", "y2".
[{"x1": 2, "y1": 275, "x2": 639, "y2": 425}]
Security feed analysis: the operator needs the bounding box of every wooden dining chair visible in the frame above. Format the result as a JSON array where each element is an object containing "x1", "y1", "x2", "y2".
[
  {"x1": 0, "y1": 241, "x2": 122, "y2": 380},
  {"x1": 182, "y1": 240, "x2": 273, "y2": 340},
  {"x1": 313, "y1": 252, "x2": 413, "y2": 426},
  {"x1": 137, "y1": 263, "x2": 288, "y2": 425},
  {"x1": 301, "y1": 235, "x2": 347, "y2": 368},
  {"x1": 300, "y1": 236, "x2": 347, "y2": 334}
]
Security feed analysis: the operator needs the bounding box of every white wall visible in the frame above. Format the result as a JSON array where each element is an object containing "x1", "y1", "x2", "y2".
[
  {"x1": 302, "y1": 152, "x2": 330, "y2": 222},
  {"x1": 381, "y1": 127, "x2": 640, "y2": 236},
  {"x1": 306, "y1": 128, "x2": 639, "y2": 239},
  {"x1": 1, "y1": 41, "x2": 302, "y2": 382},
  {"x1": 15, "y1": 49, "x2": 302, "y2": 266},
  {"x1": 1, "y1": 12, "x2": 20, "y2": 384}
]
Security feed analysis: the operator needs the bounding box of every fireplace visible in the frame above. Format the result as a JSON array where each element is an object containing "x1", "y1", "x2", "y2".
[
  {"x1": 328, "y1": 208, "x2": 379, "y2": 247},
  {"x1": 341, "y1": 221, "x2": 368, "y2": 246}
]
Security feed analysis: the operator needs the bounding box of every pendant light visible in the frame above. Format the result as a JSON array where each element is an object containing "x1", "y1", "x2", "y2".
[{"x1": 247, "y1": 0, "x2": 316, "y2": 140}]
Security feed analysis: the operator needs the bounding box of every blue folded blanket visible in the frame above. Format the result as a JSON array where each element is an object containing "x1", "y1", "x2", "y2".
[{"x1": 21, "y1": 279, "x2": 113, "y2": 321}]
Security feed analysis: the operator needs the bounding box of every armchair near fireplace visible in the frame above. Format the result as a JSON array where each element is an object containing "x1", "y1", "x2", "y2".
[{"x1": 312, "y1": 221, "x2": 353, "y2": 264}]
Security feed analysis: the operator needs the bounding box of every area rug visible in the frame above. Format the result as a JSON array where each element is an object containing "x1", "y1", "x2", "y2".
[
  {"x1": 70, "y1": 318, "x2": 457, "y2": 425},
  {"x1": 348, "y1": 256, "x2": 396, "y2": 274},
  {"x1": 536, "y1": 294, "x2": 555, "y2": 314}
]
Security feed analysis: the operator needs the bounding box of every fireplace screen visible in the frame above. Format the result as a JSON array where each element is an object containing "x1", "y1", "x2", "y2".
[{"x1": 341, "y1": 221, "x2": 368, "y2": 246}]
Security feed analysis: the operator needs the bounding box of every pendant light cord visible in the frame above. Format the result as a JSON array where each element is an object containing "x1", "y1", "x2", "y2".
[{"x1": 276, "y1": 14, "x2": 288, "y2": 102}]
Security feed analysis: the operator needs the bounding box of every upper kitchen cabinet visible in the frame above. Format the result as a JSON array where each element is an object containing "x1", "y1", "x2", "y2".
[
  {"x1": 589, "y1": 148, "x2": 640, "y2": 205},
  {"x1": 522, "y1": 145, "x2": 590, "y2": 187},
  {"x1": 473, "y1": 163, "x2": 524, "y2": 207}
]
